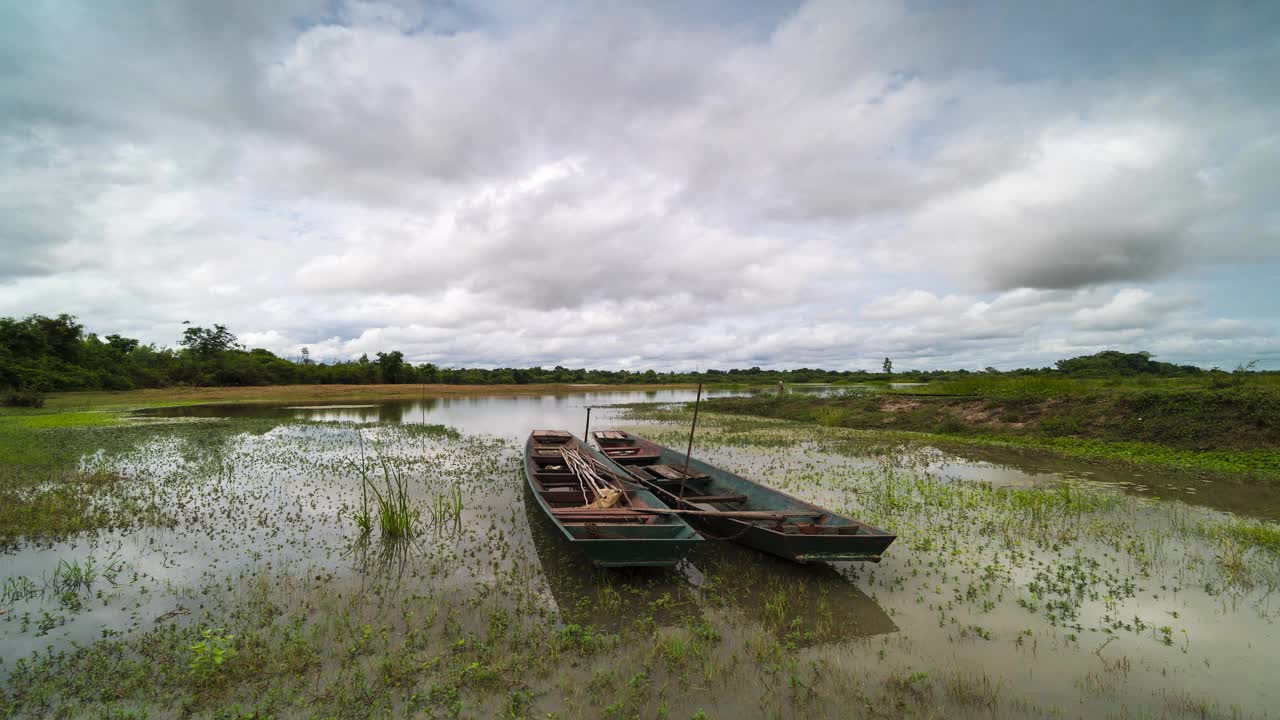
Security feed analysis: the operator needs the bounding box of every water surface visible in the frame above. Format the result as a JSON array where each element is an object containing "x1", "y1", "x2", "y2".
[{"x1": 3, "y1": 389, "x2": 1277, "y2": 717}]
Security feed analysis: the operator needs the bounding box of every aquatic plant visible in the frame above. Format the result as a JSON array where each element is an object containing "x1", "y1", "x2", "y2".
[
  {"x1": 188, "y1": 627, "x2": 238, "y2": 682},
  {"x1": 348, "y1": 429, "x2": 419, "y2": 539},
  {"x1": 371, "y1": 453, "x2": 418, "y2": 539},
  {"x1": 428, "y1": 483, "x2": 464, "y2": 530}
]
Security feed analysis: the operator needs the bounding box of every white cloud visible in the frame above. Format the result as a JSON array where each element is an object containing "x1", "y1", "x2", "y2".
[{"x1": 1, "y1": 0, "x2": 1278, "y2": 369}]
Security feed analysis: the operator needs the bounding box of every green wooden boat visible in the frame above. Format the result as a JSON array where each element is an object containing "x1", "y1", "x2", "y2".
[
  {"x1": 524, "y1": 430, "x2": 702, "y2": 568},
  {"x1": 595, "y1": 430, "x2": 896, "y2": 564}
]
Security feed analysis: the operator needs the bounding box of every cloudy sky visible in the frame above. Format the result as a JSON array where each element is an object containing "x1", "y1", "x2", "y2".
[{"x1": 3, "y1": 1, "x2": 1278, "y2": 371}]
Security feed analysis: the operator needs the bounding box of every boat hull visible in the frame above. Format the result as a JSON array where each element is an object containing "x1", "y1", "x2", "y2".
[
  {"x1": 688, "y1": 513, "x2": 895, "y2": 563},
  {"x1": 597, "y1": 431, "x2": 896, "y2": 564}
]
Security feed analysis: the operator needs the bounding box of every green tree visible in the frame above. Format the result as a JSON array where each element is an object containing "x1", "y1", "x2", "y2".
[
  {"x1": 418, "y1": 362, "x2": 439, "y2": 384},
  {"x1": 104, "y1": 334, "x2": 139, "y2": 354},
  {"x1": 179, "y1": 325, "x2": 240, "y2": 358},
  {"x1": 883, "y1": 357, "x2": 893, "y2": 374},
  {"x1": 376, "y1": 350, "x2": 406, "y2": 383},
  {"x1": 34, "y1": 314, "x2": 85, "y2": 363}
]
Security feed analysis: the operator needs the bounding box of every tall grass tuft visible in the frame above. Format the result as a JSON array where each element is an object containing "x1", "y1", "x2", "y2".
[
  {"x1": 428, "y1": 483, "x2": 464, "y2": 532},
  {"x1": 349, "y1": 430, "x2": 418, "y2": 540}
]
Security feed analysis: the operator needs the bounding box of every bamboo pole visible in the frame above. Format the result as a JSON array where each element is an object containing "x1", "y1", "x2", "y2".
[{"x1": 680, "y1": 383, "x2": 703, "y2": 500}]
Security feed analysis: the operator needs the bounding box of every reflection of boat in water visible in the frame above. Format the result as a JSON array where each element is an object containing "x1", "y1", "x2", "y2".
[
  {"x1": 682, "y1": 542, "x2": 897, "y2": 645},
  {"x1": 522, "y1": 487, "x2": 698, "y2": 632}
]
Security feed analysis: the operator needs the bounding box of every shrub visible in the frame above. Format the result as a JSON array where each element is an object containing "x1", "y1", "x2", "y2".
[
  {"x1": 815, "y1": 407, "x2": 845, "y2": 427},
  {"x1": 3, "y1": 390, "x2": 45, "y2": 408},
  {"x1": 1040, "y1": 415, "x2": 1087, "y2": 437}
]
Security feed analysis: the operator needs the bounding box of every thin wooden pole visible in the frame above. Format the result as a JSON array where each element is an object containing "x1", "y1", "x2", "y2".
[
  {"x1": 583, "y1": 406, "x2": 592, "y2": 441},
  {"x1": 554, "y1": 507, "x2": 819, "y2": 521},
  {"x1": 680, "y1": 383, "x2": 703, "y2": 499}
]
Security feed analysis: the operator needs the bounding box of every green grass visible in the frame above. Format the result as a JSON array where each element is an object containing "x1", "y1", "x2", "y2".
[
  {"x1": 905, "y1": 376, "x2": 1088, "y2": 399},
  {"x1": 0, "y1": 413, "x2": 133, "y2": 542},
  {"x1": 0, "y1": 413, "x2": 286, "y2": 545},
  {"x1": 704, "y1": 383, "x2": 1280, "y2": 477},
  {"x1": 1208, "y1": 518, "x2": 1280, "y2": 553},
  {"x1": 900, "y1": 374, "x2": 1280, "y2": 399}
]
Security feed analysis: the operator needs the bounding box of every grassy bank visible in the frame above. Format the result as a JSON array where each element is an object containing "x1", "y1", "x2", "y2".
[{"x1": 708, "y1": 381, "x2": 1280, "y2": 477}]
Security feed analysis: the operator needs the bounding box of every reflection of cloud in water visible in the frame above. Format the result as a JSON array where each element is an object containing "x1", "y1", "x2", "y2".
[
  {"x1": 284, "y1": 404, "x2": 379, "y2": 410},
  {"x1": 139, "y1": 388, "x2": 748, "y2": 439}
]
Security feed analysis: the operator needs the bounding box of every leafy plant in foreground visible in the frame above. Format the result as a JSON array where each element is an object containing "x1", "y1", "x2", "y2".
[{"x1": 189, "y1": 627, "x2": 238, "y2": 682}]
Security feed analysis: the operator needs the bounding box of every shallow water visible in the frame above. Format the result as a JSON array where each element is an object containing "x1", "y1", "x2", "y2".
[
  {"x1": 149, "y1": 391, "x2": 1280, "y2": 523},
  {"x1": 3, "y1": 391, "x2": 1279, "y2": 717},
  {"x1": 137, "y1": 388, "x2": 748, "y2": 435}
]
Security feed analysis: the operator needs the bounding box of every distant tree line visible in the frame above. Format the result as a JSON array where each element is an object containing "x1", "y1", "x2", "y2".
[{"x1": 0, "y1": 314, "x2": 1257, "y2": 394}]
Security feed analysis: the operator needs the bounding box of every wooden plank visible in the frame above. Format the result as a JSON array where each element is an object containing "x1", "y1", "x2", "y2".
[
  {"x1": 681, "y1": 494, "x2": 747, "y2": 503},
  {"x1": 551, "y1": 505, "x2": 819, "y2": 521},
  {"x1": 533, "y1": 430, "x2": 572, "y2": 439},
  {"x1": 648, "y1": 464, "x2": 708, "y2": 481},
  {"x1": 563, "y1": 515, "x2": 655, "y2": 520}
]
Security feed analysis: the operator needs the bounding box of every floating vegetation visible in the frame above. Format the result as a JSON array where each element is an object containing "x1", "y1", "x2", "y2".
[{"x1": 1, "y1": 394, "x2": 1279, "y2": 718}]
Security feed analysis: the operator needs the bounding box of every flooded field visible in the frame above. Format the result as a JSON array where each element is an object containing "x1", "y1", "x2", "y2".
[{"x1": 3, "y1": 390, "x2": 1279, "y2": 718}]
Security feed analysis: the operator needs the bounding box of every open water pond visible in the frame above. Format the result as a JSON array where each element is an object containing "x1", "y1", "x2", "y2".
[{"x1": 3, "y1": 389, "x2": 1279, "y2": 717}]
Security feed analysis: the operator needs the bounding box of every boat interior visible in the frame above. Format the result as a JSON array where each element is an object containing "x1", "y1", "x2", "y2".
[
  {"x1": 626, "y1": 462, "x2": 867, "y2": 537},
  {"x1": 528, "y1": 430, "x2": 691, "y2": 539},
  {"x1": 591, "y1": 430, "x2": 659, "y2": 460}
]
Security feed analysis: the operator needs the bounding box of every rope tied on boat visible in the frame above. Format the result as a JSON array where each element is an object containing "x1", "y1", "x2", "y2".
[{"x1": 558, "y1": 446, "x2": 623, "y2": 509}]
